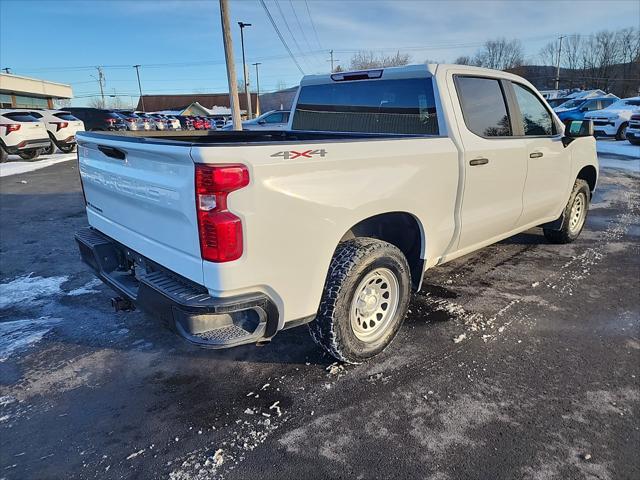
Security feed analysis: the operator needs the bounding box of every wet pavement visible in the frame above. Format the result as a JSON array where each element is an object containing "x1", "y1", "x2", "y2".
[{"x1": 0, "y1": 156, "x2": 638, "y2": 479}]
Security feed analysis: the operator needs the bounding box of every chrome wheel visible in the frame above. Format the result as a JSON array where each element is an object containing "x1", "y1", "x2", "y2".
[
  {"x1": 569, "y1": 192, "x2": 587, "y2": 234},
  {"x1": 350, "y1": 268, "x2": 399, "y2": 342}
]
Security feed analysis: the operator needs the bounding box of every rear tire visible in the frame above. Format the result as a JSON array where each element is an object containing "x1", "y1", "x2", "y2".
[
  {"x1": 629, "y1": 138, "x2": 640, "y2": 146},
  {"x1": 543, "y1": 179, "x2": 590, "y2": 244},
  {"x1": 309, "y1": 238, "x2": 411, "y2": 363},
  {"x1": 615, "y1": 122, "x2": 628, "y2": 141},
  {"x1": 0, "y1": 146, "x2": 7, "y2": 163},
  {"x1": 18, "y1": 149, "x2": 40, "y2": 161}
]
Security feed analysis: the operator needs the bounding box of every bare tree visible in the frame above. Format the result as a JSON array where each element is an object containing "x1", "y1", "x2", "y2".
[
  {"x1": 453, "y1": 55, "x2": 473, "y2": 65},
  {"x1": 473, "y1": 38, "x2": 524, "y2": 70},
  {"x1": 349, "y1": 50, "x2": 411, "y2": 70},
  {"x1": 88, "y1": 97, "x2": 105, "y2": 109}
]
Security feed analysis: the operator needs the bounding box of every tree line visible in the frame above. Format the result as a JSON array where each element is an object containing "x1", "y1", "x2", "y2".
[{"x1": 337, "y1": 27, "x2": 638, "y2": 97}]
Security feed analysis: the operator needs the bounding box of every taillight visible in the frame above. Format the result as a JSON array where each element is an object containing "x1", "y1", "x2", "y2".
[
  {"x1": 3, "y1": 124, "x2": 20, "y2": 134},
  {"x1": 195, "y1": 164, "x2": 249, "y2": 262},
  {"x1": 50, "y1": 121, "x2": 68, "y2": 131},
  {"x1": 105, "y1": 118, "x2": 116, "y2": 125}
]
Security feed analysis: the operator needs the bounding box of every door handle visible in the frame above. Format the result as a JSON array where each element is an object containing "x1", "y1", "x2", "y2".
[
  {"x1": 530, "y1": 152, "x2": 543, "y2": 159},
  {"x1": 469, "y1": 158, "x2": 489, "y2": 166},
  {"x1": 98, "y1": 145, "x2": 126, "y2": 161}
]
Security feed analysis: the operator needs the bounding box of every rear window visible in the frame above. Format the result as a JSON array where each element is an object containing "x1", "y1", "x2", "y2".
[
  {"x1": 55, "y1": 112, "x2": 79, "y2": 121},
  {"x1": 2, "y1": 112, "x2": 40, "y2": 122},
  {"x1": 292, "y1": 78, "x2": 439, "y2": 135},
  {"x1": 106, "y1": 112, "x2": 122, "y2": 119}
]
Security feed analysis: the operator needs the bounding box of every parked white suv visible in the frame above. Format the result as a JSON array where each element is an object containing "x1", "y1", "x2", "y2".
[
  {"x1": 25, "y1": 110, "x2": 85, "y2": 154},
  {"x1": 75, "y1": 64, "x2": 598, "y2": 363},
  {"x1": 0, "y1": 109, "x2": 50, "y2": 161},
  {"x1": 584, "y1": 96, "x2": 640, "y2": 140}
]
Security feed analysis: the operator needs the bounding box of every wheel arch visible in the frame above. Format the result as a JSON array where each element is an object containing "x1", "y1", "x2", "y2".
[
  {"x1": 339, "y1": 211, "x2": 426, "y2": 291},
  {"x1": 577, "y1": 165, "x2": 597, "y2": 195}
]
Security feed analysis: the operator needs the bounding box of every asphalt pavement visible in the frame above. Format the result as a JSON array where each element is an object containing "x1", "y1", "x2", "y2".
[{"x1": 0, "y1": 155, "x2": 638, "y2": 480}]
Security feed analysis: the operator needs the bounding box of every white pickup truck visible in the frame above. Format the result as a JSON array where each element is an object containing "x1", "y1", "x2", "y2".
[{"x1": 75, "y1": 64, "x2": 598, "y2": 363}]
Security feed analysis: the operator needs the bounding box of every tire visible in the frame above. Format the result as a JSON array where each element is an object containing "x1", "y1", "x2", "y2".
[
  {"x1": 615, "y1": 122, "x2": 628, "y2": 141},
  {"x1": 42, "y1": 141, "x2": 56, "y2": 155},
  {"x1": 18, "y1": 149, "x2": 40, "y2": 161},
  {"x1": 543, "y1": 179, "x2": 590, "y2": 244},
  {"x1": 0, "y1": 146, "x2": 7, "y2": 163},
  {"x1": 59, "y1": 144, "x2": 76, "y2": 153},
  {"x1": 629, "y1": 138, "x2": 640, "y2": 146},
  {"x1": 309, "y1": 238, "x2": 412, "y2": 363}
]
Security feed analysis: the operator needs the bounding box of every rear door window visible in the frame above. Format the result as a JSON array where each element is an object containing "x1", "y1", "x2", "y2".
[
  {"x1": 455, "y1": 76, "x2": 512, "y2": 137},
  {"x1": 292, "y1": 78, "x2": 439, "y2": 134},
  {"x1": 512, "y1": 83, "x2": 555, "y2": 136},
  {"x1": 2, "y1": 112, "x2": 40, "y2": 122}
]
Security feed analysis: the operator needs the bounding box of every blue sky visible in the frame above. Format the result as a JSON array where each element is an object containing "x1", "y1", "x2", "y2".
[{"x1": 1, "y1": 0, "x2": 637, "y2": 107}]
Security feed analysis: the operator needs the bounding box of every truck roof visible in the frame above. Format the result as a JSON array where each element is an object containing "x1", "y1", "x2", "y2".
[{"x1": 300, "y1": 63, "x2": 534, "y2": 87}]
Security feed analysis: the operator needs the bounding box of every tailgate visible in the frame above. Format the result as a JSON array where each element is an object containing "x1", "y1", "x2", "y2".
[{"x1": 77, "y1": 135, "x2": 203, "y2": 283}]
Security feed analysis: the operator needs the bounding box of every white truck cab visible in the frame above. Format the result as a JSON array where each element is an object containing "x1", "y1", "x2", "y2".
[{"x1": 75, "y1": 64, "x2": 598, "y2": 362}]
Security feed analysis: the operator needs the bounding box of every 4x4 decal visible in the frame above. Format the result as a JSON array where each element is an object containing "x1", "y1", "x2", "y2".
[{"x1": 270, "y1": 149, "x2": 327, "y2": 160}]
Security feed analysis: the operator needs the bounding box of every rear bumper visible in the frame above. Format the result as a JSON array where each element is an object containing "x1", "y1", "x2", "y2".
[
  {"x1": 4, "y1": 138, "x2": 51, "y2": 153},
  {"x1": 75, "y1": 227, "x2": 280, "y2": 348}
]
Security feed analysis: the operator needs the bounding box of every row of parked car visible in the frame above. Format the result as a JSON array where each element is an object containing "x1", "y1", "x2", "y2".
[
  {"x1": 0, "y1": 107, "x2": 237, "y2": 162},
  {"x1": 551, "y1": 94, "x2": 640, "y2": 143}
]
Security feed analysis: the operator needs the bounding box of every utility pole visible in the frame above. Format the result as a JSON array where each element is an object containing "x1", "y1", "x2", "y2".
[
  {"x1": 252, "y1": 62, "x2": 261, "y2": 97},
  {"x1": 327, "y1": 50, "x2": 340, "y2": 72},
  {"x1": 554, "y1": 35, "x2": 566, "y2": 91},
  {"x1": 238, "y1": 21, "x2": 253, "y2": 119},
  {"x1": 133, "y1": 64, "x2": 145, "y2": 112},
  {"x1": 220, "y1": 0, "x2": 242, "y2": 130},
  {"x1": 93, "y1": 66, "x2": 106, "y2": 108}
]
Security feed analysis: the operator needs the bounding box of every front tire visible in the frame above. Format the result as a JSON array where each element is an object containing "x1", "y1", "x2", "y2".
[
  {"x1": 309, "y1": 238, "x2": 411, "y2": 363},
  {"x1": 59, "y1": 144, "x2": 76, "y2": 153},
  {"x1": 543, "y1": 179, "x2": 590, "y2": 244},
  {"x1": 43, "y1": 142, "x2": 56, "y2": 155},
  {"x1": 615, "y1": 122, "x2": 628, "y2": 141}
]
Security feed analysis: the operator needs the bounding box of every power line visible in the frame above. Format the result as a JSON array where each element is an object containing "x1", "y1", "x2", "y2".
[
  {"x1": 259, "y1": 0, "x2": 305, "y2": 75},
  {"x1": 304, "y1": 0, "x2": 323, "y2": 50},
  {"x1": 273, "y1": 0, "x2": 309, "y2": 70},
  {"x1": 288, "y1": 0, "x2": 319, "y2": 66}
]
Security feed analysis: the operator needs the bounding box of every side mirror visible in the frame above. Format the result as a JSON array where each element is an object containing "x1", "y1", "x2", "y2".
[
  {"x1": 562, "y1": 119, "x2": 593, "y2": 147},
  {"x1": 257, "y1": 120, "x2": 266, "y2": 125},
  {"x1": 580, "y1": 106, "x2": 588, "y2": 112}
]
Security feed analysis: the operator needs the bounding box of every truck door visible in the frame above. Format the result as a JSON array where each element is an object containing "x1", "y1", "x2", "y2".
[
  {"x1": 509, "y1": 82, "x2": 572, "y2": 226},
  {"x1": 452, "y1": 75, "x2": 528, "y2": 250}
]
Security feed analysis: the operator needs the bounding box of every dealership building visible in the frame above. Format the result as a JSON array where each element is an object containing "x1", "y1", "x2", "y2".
[{"x1": 0, "y1": 73, "x2": 73, "y2": 109}]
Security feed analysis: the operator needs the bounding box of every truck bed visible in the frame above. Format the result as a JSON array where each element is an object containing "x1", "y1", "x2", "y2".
[{"x1": 78, "y1": 129, "x2": 437, "y2": 146}]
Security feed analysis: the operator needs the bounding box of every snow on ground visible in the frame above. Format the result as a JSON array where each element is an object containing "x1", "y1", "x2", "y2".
[
  {"x1": 66, "y1": 278, "x2": 102, "y2": 296},
  {"x1": 0, "y1": 153, "x2": 76, "y2": 177},
  {"x1": 596, "y1": 139, "x2": 639, "y2": 158},
  {"x1": 0, "y1": 317, "x2": 61, "y2": 361},
  {"x1": 0, "y1": 273, "x2": 68, "y2": 310}
]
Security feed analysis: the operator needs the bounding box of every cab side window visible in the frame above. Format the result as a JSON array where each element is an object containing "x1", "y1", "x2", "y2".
[
  {"x1": 265, "y1": 112, "x2": 284, "y2": 124},
  {"x1": 455, "y1": 76, "x2": 512, "y2": 137},
  {"x1": 512, "y1": 83, "x2": 555, "y2": 136}
]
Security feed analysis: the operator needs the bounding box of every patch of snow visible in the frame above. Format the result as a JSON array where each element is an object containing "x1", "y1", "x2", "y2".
[
  {"x1": 453, "y1": 333, "x2": 467, "y2": 344},
  {"x1": 597, "y1": 139, "x2": 639, "y2": 159},
  {"x1": 126, "y1": 449, "x2": 145, "y2": 460},
  {"x1": 66, "y1": 278, "x2": 102, "y2": 296},
  {"x1": 0, "y1": 273, "x2": 68, "y2": 309},
  {"x1": 0, "y1": 317, "x2": 61, "y2": 361},
  {"x1": 0, "y1": 153, "x2": 76, "y2": 177},
  {"x1": 212, "y1": 449, "x2": 224, "y2": 467}
]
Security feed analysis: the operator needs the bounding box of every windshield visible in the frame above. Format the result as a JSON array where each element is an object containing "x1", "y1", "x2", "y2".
[
  {"x1": 558, "y1": 99, "x2": 584, "y2": 109},
  {"x1": 606, "y1": 99, "x2": 640, "y2": 109}
]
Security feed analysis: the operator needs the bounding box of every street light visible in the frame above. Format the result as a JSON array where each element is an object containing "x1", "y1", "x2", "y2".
[{"x1": 238, "y1": 21, "x2": 253, "y2": 119}]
